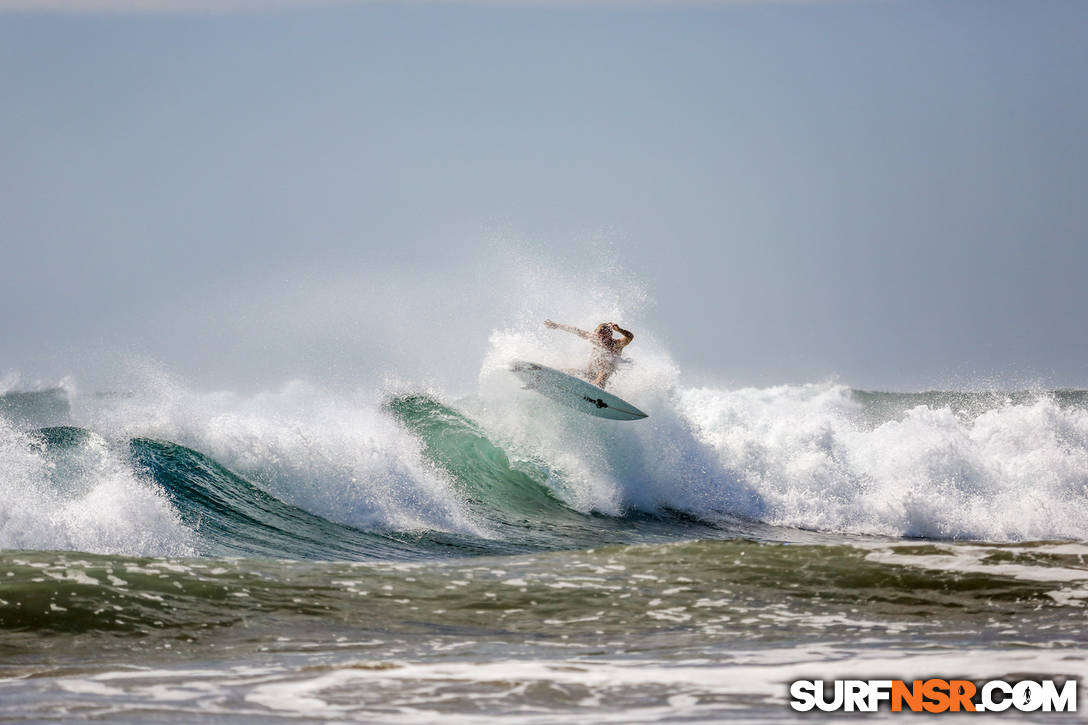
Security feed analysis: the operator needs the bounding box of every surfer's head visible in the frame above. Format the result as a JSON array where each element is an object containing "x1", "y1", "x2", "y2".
[{"x1": 594, "y1": 323, "x2": 613, "y2": 340}]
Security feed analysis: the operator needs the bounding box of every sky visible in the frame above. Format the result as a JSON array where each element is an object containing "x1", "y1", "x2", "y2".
[{"x1": 1, "y1": 0, "x2": 1086, "y2": 392}]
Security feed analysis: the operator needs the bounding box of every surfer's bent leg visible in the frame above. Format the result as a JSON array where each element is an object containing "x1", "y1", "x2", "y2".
[{"x1": 563, "y1": 367, "x2": 593, "y2": 382}]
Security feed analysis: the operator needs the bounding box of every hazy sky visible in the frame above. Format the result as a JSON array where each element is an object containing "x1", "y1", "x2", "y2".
[{"x1": 2, "y1": 0, "x2": 1086, "y2": 392}]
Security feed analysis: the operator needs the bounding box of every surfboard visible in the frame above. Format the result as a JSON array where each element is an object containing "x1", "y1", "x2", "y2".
[{"x1": 510, "y1": 360, "x2": 648, "y2": 421}]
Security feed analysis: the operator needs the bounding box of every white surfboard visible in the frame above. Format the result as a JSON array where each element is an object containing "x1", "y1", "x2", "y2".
[{"x1": 510, "y1": 360, "x2": 648, "y2": 421}]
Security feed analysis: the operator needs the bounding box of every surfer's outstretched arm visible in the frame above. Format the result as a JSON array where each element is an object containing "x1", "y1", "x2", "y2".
[{"x1": 544, "y1": 320, "x2": 592, "y2": 340}]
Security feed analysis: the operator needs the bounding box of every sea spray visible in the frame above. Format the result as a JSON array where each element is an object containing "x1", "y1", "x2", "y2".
[
  {"x1": 0, "y1": 418, "x2": 193, "y2": 556},
  {"x1": 3, "y1": 358, "x2": 1088, "y2": 561},
  {"x1": 679, "y1": 384, "x2": 1088, "y2": 540},
  {"x1": 74, "y1": 374, "x2": 482, "y2": 537}
]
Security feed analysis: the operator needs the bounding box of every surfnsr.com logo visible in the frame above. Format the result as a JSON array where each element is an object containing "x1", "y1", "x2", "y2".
[{"x1": 789, "y1": 679, "x2": 1077, "y2": 713}]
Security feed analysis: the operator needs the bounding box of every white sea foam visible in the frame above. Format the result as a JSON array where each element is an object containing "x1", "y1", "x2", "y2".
[
  {"x1": 73, "y1": 369, "x2": 481, "y2": 537},
  {"x1": 0, "y1": 418, "x2": 193, "y2": 556},
  {"x1": 472, "y1": 321, "x2": 1088, "y2": 542},
  {"x1": 858, "y1": 542, "x2": 1088, "y2": 583},
  {"x1": 15, "y1": 649, "x2": 1084, "y2": 723},
  {"x1": 679, "y1": 384, "x2": 1088, "y2": 540},
  {"x1": 472, "y1": 325, "x2": 765, "y2": 520},
  {"x1": 5, "y1": 313, "x2": 1088, "y2": 553}
]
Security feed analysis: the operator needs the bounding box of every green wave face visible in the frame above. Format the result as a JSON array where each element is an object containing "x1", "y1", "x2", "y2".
[
  {"x1": 385, "y1": 394, "x2": 570, "y2": 517},
  {"x1": 383, "y1": 394, "x2": 735, "y2": 551},
  {"x1": 127, "y1": 436, "x2": 509, "y2": 561}
]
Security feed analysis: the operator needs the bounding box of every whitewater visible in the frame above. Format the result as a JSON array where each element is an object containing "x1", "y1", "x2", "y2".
[
  {"x1": 2, "y1": 320, "x2": 1086, "y2": 722},
  {"x1": 3, "y1": 336, "x2": 1087, "y2": 556}
]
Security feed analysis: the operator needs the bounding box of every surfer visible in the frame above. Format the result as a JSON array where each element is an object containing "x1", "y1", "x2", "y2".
[{"x1": 544, "y1": 319, "x2": 634, "y2": 388}]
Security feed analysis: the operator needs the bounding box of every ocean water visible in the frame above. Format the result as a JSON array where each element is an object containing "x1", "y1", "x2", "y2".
[{"x1": 2, "y1": 338, "x2": 1087, "y2": 721}]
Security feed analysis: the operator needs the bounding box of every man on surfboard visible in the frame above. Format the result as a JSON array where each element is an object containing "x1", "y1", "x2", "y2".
[{"x1": 544, "y1": 319, "x2": 634, "y2": 388}]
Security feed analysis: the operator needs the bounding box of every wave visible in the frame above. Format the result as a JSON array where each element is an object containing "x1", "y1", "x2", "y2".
[
  {"x1": 0, "y1": 421, "x2": 193, "y2": 557},
  {"x1": 127, "y1": 435, "x2": 499, "y2": 560},
  {"x1": 474, "y1": 327, "x2": 1088, "y2": 542},
  {"x1": 1, "y1": 398, "x2": 737, "y2": 560},
  {"x1": 71, "y1": 377, "x2": 484, "y2": 539},
  {"x1": 679, "y1": 384, "x2": 1088, "y2": 540},
  {"x1": 2, "y1": 360, "x2": 1087, "y2": 560},
  {"x1": 384, "y1": 393, "x2": 736, "y2": 551}
]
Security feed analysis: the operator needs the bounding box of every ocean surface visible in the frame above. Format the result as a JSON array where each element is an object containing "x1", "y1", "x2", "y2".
[{"x1": 2, "y1": 351, "x2": 1087, "y2": 721}]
